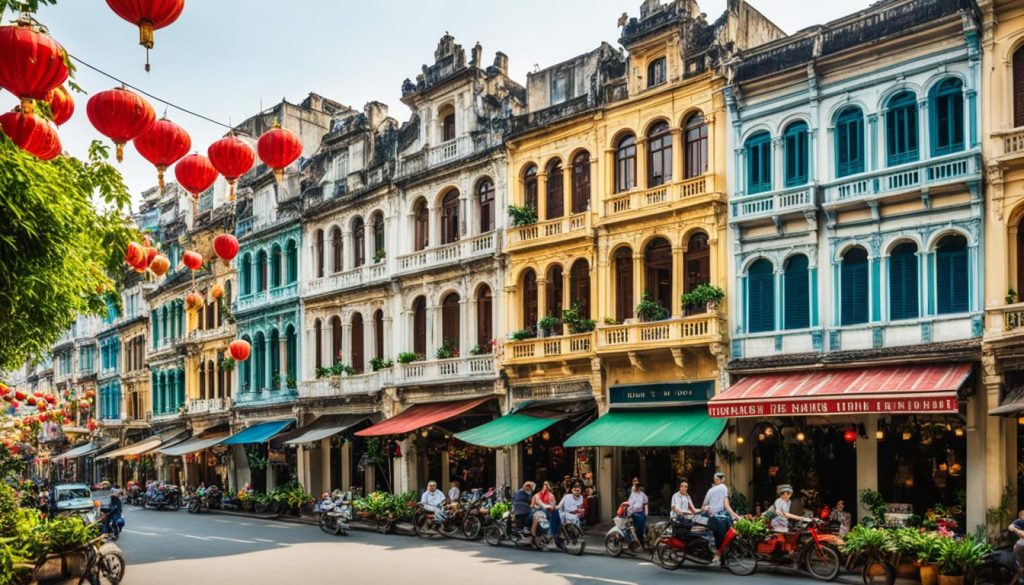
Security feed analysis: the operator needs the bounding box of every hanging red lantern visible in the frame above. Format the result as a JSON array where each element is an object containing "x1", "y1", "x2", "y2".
[
  {"x1": 36, "y1": 402, "x2": 46, "y2": 413},
  {"x1": 257, "y1": 122, "x2": 303, "y2": 184},
  {"x1": 173, "y1": 153, "x2": 218, "y2": 201},
  {"x1": 212, "y1": 234, "x2": 239, "y2": 263},
  {"x1": 36, "y1": 131, "x2": 62, "y2": 161},
  {"x1": 105, "y1": 0, "x2": 184, "y2": 71},
  {"x1": 0, "y1": 22, "x2": 69, "y2": 114},
  {"x1": 134, "y1": 117, "x2": 190, "y2": 190},
  {"x1": 182, "y1": 250, "x2": 203, "y2": 271},
  {"x1": 208, "y1": 135, "x2": 255, "y2": 201},
  {"x1": 44, "y1": 394, "x2": 56, "y2": 405},
  {"x1": 149, "y1": 254, "x2": 170, "y2": 276},
  {"x1": 228, "y1": 339, "x2": 251, "y2": 362},
  {"x1": 125, "y1": 241, "x2": 146, "y2": 269},
  {"x1": 843, "y1": 428, "x2": 858, "y2": 444},
  {"x1": 14, "y1": 390, "x2": 26, "y2": 401},
  {"x1": 209, "y1": 283, "x2": 224, "y2": 300},
  {"x1": 86, "y1": 87, "x2": 156, "y2": 162},
  {"x1": 44, "y1": 85, "x2": 74, "y2": 126},
  {"x1": 0, "y1": 111, "x2": 60, "y2": 159},
  {"x1": 184, "y1": 291, "x2": 204, "y2": 313},
  {"x1": 26, "y1": 395, "x2": 37, "y2": 407},
  {"x1": 87, "y1": 418, "x2": 98, "y2": 432}
]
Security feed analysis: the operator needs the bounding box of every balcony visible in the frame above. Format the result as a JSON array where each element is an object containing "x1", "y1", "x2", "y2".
[
  {"x1": 393, "y1": 356, "x2": 497, "y2": 386},
  {"x1": 186, "y1": 397, "x2": 230, "y2": 415},
  {"x1": 506, "y1": 213, "x2": 591, "y2": 252},
  {"x1": 823, "y1": 152, "x2": 980, "y2": 206},
  {"x1": 993, "y1": 128, "x2": 1024, "y2": 165},
  {"x1": 235, "y1": 388, "x2": 298, "y2": 407},
  {"x1": 236, "y1": 282, "x2": 299, "y2": 312},
  {"x1": 985, "y1": 302, "x2": 1024, "y2": 345},
  {"x1": 602, "y1": 175, "x2": 712, "y2": 221},
  {"x1": 731, "y1": 184, "x2": 815, "y2": 223},
  {"x1": 150, "y1": 410, "x2": 182, "y2": 422},
  {"x1": 397, "y1": 136, "x2": 472, "y2": 178},
  {"x1": 302, "y1": 262, "x2": 388, "y2": 298},
  {"x1": 505, "y1": 333, "x2": 595, "y2": 365},
  {"x1": 183, "y1": 325, "x2": 233, "y2": 345},
  {"x1": 595, "y1": 313, "x2": 722, "y2": 354},
  {"x1": 298, "y1": 370, "x2": 391, "y2": 399},
  {"x1": 395, "y1": 232, "x2": 497, "y2": 274}
]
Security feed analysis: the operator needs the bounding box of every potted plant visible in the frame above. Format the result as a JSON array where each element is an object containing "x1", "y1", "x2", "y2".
[
  {"x1": 286, "y1": 376, "x2": 296, "y2": 390},
  {"x1": 682, "y1": 283, "x2": 725, "y2": 312},
  {"x1": 635, "y1": 291, "x2": 669, "y2": 322},
  {"x1": 916, "y1": 532, "x2": 944, "y2": 585},
  {"x1": 507, "y1": 204, "x2": 537, "y2": 227},
  {"x1": 1007, "y1": 288, "x2": 1018, "y2": 305},
  {"x1": 372, "y1": 248, "x2": 386, "y2": 264},
  {"x1": 537, "y1": 315, "x2": 560, "y2": 337},
  {"x1": 733, "y1": 516, "x2": 769, "y2": 542},
  {"x1": 509, "y1": 328, "x2": 536, "y2": 341},
  {"x1": 220, "y1": 356, "x2": 235, "y2": 372},
  {"x1": 888, "y1": 527, "x2": 923, "y2": 578},
  {"x1": 841, "y1": 525, "x2": 895, "y2": 580},
  {"x1": 562, "y1": 302, "x2": 596, "y2": 334},
  {"x1": 370, "y1": 357, "x2": 393, "y2": 371},
  {"x1": 396, "y1": 352, "x2": 424, "y2": 364},
  {"x1": 436, "y1": 340, "x2": 458, "y2": 359},
  {"x1": 937, "y1": 536, "x2": 989, "y2": 585}
]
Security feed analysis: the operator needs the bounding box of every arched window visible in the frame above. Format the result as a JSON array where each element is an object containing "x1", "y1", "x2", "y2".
[
  {"x1": 330, "y1": 316, "x2": 342, "y2": 364},
  {"x1": 253, "y1": 332, "x2": 266, "y2": 390},
  {"x1": 441, "y1": 189, "x2": 460, "y2": 245},
  {"x1": 684, "y1": 112, "x2": 708, "y2": 179},
  {"x1": 441, "y1": 293, "x2": 460, "y2": 354},
  {"x1": 331, "y1": 226, "x2": 343, "y2": 273},
  {"x1": 546, "y1": 159, "x2": 564, "y2": 219},
  {"x1": 747, "y1": 259, "x2": 775, "y2": 333},
  {"x1": 571, "y1": 151, "x2": 590, "y2": 213},
  {"x1": 315, "y1": 229, "x2": 324, "y2": 279},
  {"x1": 351, "y1": 313, "x2": 364, "y2": 374},
  {"x1": 930, "y1": 78, "x2": 965, "y2": 156},
  {"x1": 241, "y1": 335, "x2": 253, "y2": 392},
  {"x1": 269, "y1": 329, "x2": 280, "y2": 388},
  {"x1": 1015, "y1": 45, "x2": 1024, "y2": 128},
  {"x1": 352, "y1": 216, "x2": 366, "y2": 267},
  {"x1": 413, "y1": 199, "x2": 429, "y2": 251},
  {"x1": 615, "y1": 134, "x2": 637, "y2": 193},
  {"x1": 477, "y1": 179, "x2": 495, "y2": 233},
  {"x1": 647, "y1": 56, "x2": 666, "y2": 87},
  {"x1": 240, "y1": 253, "x2": 251, "y2": 296},
  {"x1": 521, "y1": 269, "x2": 538, "y2": 330},
  {"x1": 889, "y1": 242, "x2": 919, "y2": 321},
  {"x1": 373, "y1": 310, "x2": 384, "y2": 359},
  {"x1": 784, "y1": 255, "x2": 810, "y2": 330},
  {"x1": 547, "y1": 265, "x2": 564, "y2": 322},
  {"x1": 570, "y1": 259, "x2": 590, "y2": 319},
  {"x1": 285, "y1": 326, "x2": 296, "y2": 383},
  {"x1": 745, "y1": 131, "x2": 771, "y2": 194},
  {"x1": 936, "y1": 235, "x2": 969, "y2": 314},
  {"x1": 614, "y1": 247, "x2": 634, "y2": 322},
  {"x1": 476, "y1": 286, "x2": 492, "y2": 351},
  {"x1": 523, "y1": 165, "x2": 538, "y2": 211},
  {"x1": 372, "y1": 213, "x2": 385, "y2": 259},
  {"x1": 836, "y1": 107, "x2": 865, "y2": 177},
  {"x1": 314, "y1": 318, "x2": 323, "y2": 370},
  {"x1": 441, "y1": 106, "x2": 456, "y2": 142},
  {"x1": 685, "y1": 232, "x2": 710, "y2": 314},
  {"x1": 206, "y1": 359, "x2": 215, "y2": 401},
  {"x1": 412, "y1": 297, "x2": 427, "y2": 356},
  {"x1": 198, "y1": 360, "x2": 206, "y2": 400},
  {"x1": 783, "y1": 121, "x2": 809, "y2": 187},
  {"x1": 647, "y1": 121, "x2": 672, "y2": 187},
  {"x1": 270, "y1": 244, "x2": 282, "y2": 288},
  {"x1": 285, "y1": 240, "x2": 297, "y2": 283},
  {"x1": 644, "y1": 238, "x2": 672, "y2": 318},
  {"x1": 886, "y1": 91, "x2": 918, "y2": 166},
  {"x1": 841, "y1": 247, "x2": 870, "y2": 326},
  {"x1": 256, "y1": 250, "x2": 268, "y2": 292}
]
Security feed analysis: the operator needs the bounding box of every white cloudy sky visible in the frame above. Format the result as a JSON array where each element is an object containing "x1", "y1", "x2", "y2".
[{"x1": 1, "y1": 0, "x2": 869, "y2": 203}]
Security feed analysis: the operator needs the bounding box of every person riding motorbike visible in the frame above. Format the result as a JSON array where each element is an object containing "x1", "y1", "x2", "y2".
[
  {"x1": 420, "y1": 480, "x2": 447, "y2": 523},
  {"x1": 100, "y1": 489, "x2": 124, "y2": 539},
  {"x1": 768, "y1": 484, "x2": 811, "y2": 533},
  {"x1": 613, "y1": 501, "x2": 641, "y2": 551},
  {"x1": 626, "y1": 481, "x2": 649, "y2": 550},
  {"x1": 511, "y1": 481, "x2": 535, "y2": 533},
  {"x1": 670, "y1": 479, "x2": 698, "y2": 520},
  {"x1": 556, "y1": 483, "x2": 585, "y2": 551},
  {"x1": 530, "y1": 481, "x2": 559, "y2": 550},
  {"x1": 702, "y1": 471, "x2": 741, "y2": 521},
  {"x1": 1009, "y1": 508, "x2": 1024, "y2": 573}
]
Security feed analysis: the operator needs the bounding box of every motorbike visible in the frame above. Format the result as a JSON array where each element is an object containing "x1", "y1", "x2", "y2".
[
  {"x1": 753, "y1": 518, "x2": 842, "y2": 581},
  {"x1": 412, "y1": 502, "x2": 461, "y2": 538},
  {"x1": 605, "y1": 512, "x2": 647, "y2": 557},
  {"x1": 143, "y1": 482, "x2": 181, "y2": 511},
  {"x1": 123, "y1": 483, "x2": 143, "y2": 507},
  {"x1": 30, "y1": 534, "x2": 125, "y2": 585},
  {"x1": 187, "y1": 486, "x2": 222, "y2": 514},
  {"x1": 460, "y1": 488, "x2": 496, "y2": 540},
  {"x1": 318, "y1": 490, "x2": 353, "y2": 536},
  {"x1": 975, "y1": 547, "x2": 1023, "y2": 585},
  {"x1": 654, "y1": 514, "x2": 758, "y2": 576},
  {"x1": 483, "y1": 508, "x2": 585, "y2": 555}
]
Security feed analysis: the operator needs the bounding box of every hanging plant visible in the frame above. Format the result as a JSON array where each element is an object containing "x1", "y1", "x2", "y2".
[
  {"x1": 219, "y1": 356, "x2": 235, "y2": 372},
  {"x1": 507, "y1": 204, "x2": 537, "y2": 227}
]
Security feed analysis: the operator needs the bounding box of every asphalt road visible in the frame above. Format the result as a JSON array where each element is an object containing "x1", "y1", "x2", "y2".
[{"x1": 115, "y1": 506, "x2": 844, "y2": 585}]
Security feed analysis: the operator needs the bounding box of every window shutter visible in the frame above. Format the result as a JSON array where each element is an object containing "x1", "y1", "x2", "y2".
[
  {"x1": 841, "y1": 249, "x2": 869, "y2": 326},
  {"x1": 748, "y1": 260, "x2": 775, "y2": 333},
  {"x1": 888, "y1": 245, "x2": 918, "y2": 321},
  {"x1": 784, "y1": 256, "x2": 809, "y2": 330},
  {"x1": 936, "y1": 245, "x2": 969, "y2": 314}
]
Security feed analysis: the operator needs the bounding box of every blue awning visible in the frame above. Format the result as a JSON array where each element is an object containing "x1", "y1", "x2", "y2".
[{"x1": 221, "y1": 420, "x2": 293, "y2": 445}]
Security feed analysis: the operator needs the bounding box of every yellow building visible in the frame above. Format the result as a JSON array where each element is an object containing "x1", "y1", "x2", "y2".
[{"x1": 500, "y1": 0, "x2": 781, "y2": 518}]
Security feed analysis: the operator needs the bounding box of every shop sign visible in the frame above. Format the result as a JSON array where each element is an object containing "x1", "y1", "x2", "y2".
[
  {"x1": 707, "y1": 395, "x2": 959, "y2": 418},
  {"x1": 610, "y1": 381, "x2": 713, "y2": 406}
]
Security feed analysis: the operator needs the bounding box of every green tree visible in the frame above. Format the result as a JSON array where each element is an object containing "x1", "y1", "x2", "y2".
[{"x1": 0, "y1": 137, "x2": 137, "y2": 371}]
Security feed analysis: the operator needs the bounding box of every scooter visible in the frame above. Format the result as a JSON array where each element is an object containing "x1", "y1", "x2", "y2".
[
  {"x1": 318, "y1": 490, "x2": 353, "y2": 536},
  {"x1": 605, "y1": 505, "x2": 647, "y2": 557},
  {"x1": 753, "y1": 518, "x2": 842, "y2": 581},
  {"x1": 188, "y1": 486, "x2": 222, "y2": 514},
  {"x1": 654, "y1": 514, "x2": 758, "y2": 576},
  {"x1": 483, "y1": 508, "x2": 586, "y2": 555}
]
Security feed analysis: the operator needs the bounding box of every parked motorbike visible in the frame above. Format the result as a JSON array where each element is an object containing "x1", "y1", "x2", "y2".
[
  {"x1": 143, "y1": 482, "x2": 181, "y2": 511},
  {"x1": 187, "y1": 486, "x2": 222, "y2": 514},
  {"x1": 30, "y1": 534, "x2": 125, "y2": 585},
  {"x1": 318, "y1": 490, "x2": 353, "y2": 536},
  {"x1": 412, "y1": 502, "x2": 461, "y2": 538},
  {"x1": 605, "y1": 510, "x2": 647, "y2": 557},
  {"x1": 461, "y1": 488, "x2": 496, "y2": 540},
  {"x1": 123, "y1": 483, "x2": 143, "y2": 507},
  {"x1": 752, "y1": 518, "x2": 842, "y2": 581},
  {"x1": 654, "y1": 514, "x2": 758, "y2": 576},
  {"x1": 483, "y1": 509, "x2": 585, "y2": 555},
  {"x1": 974, "y1": 547, "x2": 1023, "y2": 585}
]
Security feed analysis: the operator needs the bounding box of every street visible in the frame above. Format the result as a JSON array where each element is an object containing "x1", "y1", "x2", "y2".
[{"x1": 116, "y1": 507, "x2": 842, "y2": 585}]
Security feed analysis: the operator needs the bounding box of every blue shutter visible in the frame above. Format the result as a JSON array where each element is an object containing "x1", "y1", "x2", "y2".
[
  {"x1": 746, "y1": 132, "x2": 772, "y2": 194},
  {"x1": 784, "y1": 255, "x2": 810, "y2": 329},
  {"x1": 885, "y1": 92, "x2": 919, "y2": 166},
  {"x1": 784, "y1": 123, "x2": 809, "y2": 187},
  {"x1": 836, "y1": 109, "x2": 865, "y2": 177},
  {"x1": 748, "y1": 260, "x2": 775, "y2": 333},
  {"x1": 936, "y1": 237, "x2": 969, "y2": 314},
  {"x1": 888, "y1": 243, "x2": 919, "y2": 320},
  {"x1": 932, "y1": 79, "x2": 965, "y2": 156},
  {"x1": 841, "y1": 248, "x2": 869, "y2": 326}
]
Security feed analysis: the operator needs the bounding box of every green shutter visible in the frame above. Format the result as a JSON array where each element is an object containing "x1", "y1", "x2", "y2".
[
  {"x1": 784, "y1": 123, "x2": 808, "y2": 187},
  {"x1": 746, "y1": 132, "x2": 772, "y2": 194},
  {"x1": 836, "y1": 108, "x2": 865, "y2": 177},
  {"x1": 936, "y1": 237, "x2": 969, "y2": 314},
  {"x1": 841, "y1": 248, "x2": 869, "y2": 326},
  {"x1": 784, "y1": 255, "x2": 809, "y2": 330},
  {"x1": 889, "y1": 243, "x2": 919, "y2": 320},
  {"x1": 748, "y1": 260, "x2": 775, "y2": 333}
]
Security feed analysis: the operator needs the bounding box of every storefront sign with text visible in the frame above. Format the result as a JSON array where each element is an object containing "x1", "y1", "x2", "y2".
[
  {"x1": 610, "y1": 381, "x2": 714, "y2": 406},
  {"x1": 707, "y1": 396, "x2": 959, "y2": 418}
]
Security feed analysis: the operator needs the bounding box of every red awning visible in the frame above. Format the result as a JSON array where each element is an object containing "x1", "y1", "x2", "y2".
[
  {"x1": 355, "y1": 398, "x2": 490, "y2": 437},
  {"x1": 708, "y1": 363, "x2": 972, "y2": 419}
]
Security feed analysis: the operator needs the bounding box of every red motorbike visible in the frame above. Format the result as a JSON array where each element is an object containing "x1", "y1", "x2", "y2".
[
  {"x1": 754, "y1": 518, "x2": 842, "y2": 581},
  {"x1": 654, "y1": 514, "x2": 758, "y2": 576}
]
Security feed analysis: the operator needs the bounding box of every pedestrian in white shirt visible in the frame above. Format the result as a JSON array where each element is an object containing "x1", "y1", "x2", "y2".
[
  {"x1": 447, "y1": 480, "x2": 461, "y2": 504},
  {"x1": 420, "y1": 480, "x2": 446, "y2": 516},
  {"x1": 702, "y1": 471, "x2": 740, "y2": 520},
  {"x1": 558, "y1": 483, "x2": 585, "y2": 525},
  {"x1": 670, "y1": 479, "x2": 698, "y2": 520},
  {"x1": 769, "y1": 485, "x2": 808, "y2": 533},
  {"x1": 626, "y1": 482, "x2": 649, "y2": 550}
]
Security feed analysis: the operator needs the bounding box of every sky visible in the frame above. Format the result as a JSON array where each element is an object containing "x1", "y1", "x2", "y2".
[{"x1": 1, "y1": 0, "x2": 870, "y2": 206}]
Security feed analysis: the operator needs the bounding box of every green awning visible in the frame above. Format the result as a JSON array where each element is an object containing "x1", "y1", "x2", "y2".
[
  {"x1": 564, "y1": 408, "x2": 725, "y2": 448},
  {"x1": 455, "y1": 413, "x2": 562, "y2": 448}
]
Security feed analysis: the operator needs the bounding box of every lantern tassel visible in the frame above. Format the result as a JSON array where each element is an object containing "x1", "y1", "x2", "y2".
[
  {"x1": 229, "y1": 180, "x2": 237, "y2": 202},
  {"x1": 157, "y1": 166, "x2": 167, "y2": 192},
  {"x1": 273, "y1": 169, "x2": 284, "y2": 184},
  {"x1": 19, "y1": 97, "x2": 34, "y2": 116},
  {"x1": 115, "y1": 143, "x2": 125, "y2": 163}
]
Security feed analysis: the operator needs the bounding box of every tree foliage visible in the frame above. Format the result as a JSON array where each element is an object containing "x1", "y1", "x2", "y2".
[{"x1": 0, "y1": 136, "x2": 137, "y2": 371}]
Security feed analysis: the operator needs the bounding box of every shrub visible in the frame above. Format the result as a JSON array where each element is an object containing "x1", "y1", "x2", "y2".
[
  {"x1": 397, "y1": 352, "x2": 424, "y2": 364},
  {"x1": 509, "y1": 329, "x2": 536, "y2": 341},
  {"x1": 562, "y1": 302, "x2": 595, "y2": 334},
  {"x1": 636, "y1": 291, "x2": 669, "y2": 322},
  {"x1": 507, "y1": 204, "x2": 537, "y2": 227},
  {"x1": 537, "y1": 315, "x2": 560, "y2": 334},
  {"x1": 681, "y1": 283, "x2": 725, "y2": 310},
  {"x1": 370, "y1": 357, "x2": 393, "y2": 371}
]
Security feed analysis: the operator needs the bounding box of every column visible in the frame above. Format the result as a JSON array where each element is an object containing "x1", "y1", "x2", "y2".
[
  {"x1": 772, "y1": 136, "x2": 784, "y2": 191},
  {"x1": 537, "y1": 172, "x2": 548, "y2": 221},
  {"x1": 705, "y1": 114, "x2": 716, "y2": 189},
  {"x1": 321, "y1": 322, "x2": 331, "y2": 370},
  {"x1": 341, "y1": 441, "x2": 351, "y2": 492},
  {"x1": 342, "y1": 320, "x2": 353, "y2": 366},
  {"x1": 562, "y1": 163, "x2": 573, "y2": 217},
  {"x1": 632, "y1": 252, "x2": 644, "y2": 314},
  {"x1": 383, "y1": 316, "x2": 393, "y2": 362},
  {"x1": 867, "y1": 114, "x2": 878, "y2": 172},
  {"x1": 458, "y1": 298, "x2": 470, "y2": 355},
  {"x1": 537, "y1": 278, "x2": 548, "y2": 324},
  {"x1": 825, "y1": 127, "x2": 836, "y2": 180},
  {"x1": 429, "y1": 304, "x2": 441, "y2": 358},
  {"x1": 364, "y1": 221, "x2": 375, "y2": 265},
  {"x1": 918, "y1": 99, "x2": 931, "y2": 161},
  {"x1": 561, "y1": 270, "x2": 572, "y2": 333},
  {"x1": 265, "y1": 336, "x2": 272, "y2": 392},
  {"x1": 976, "y1": 383, "x2": 1003, "y2": 533},
  {"x1": 672, "y1": 246, "x2": 684, "y2": 318},
  {"x1": 670, "y1": 127, "x2": 683, "y2": 185},
  {"x1": 733, "y1": 146, "x2": 745, "y2": 196},
  {"x1": 603, "y1": 148, "x2": 615, "y2": 213},
  {"x1": 635, "y1": 137, "x2": 647, "y2": 191},
  {"x1": 367, "y1": 317, "x2": 379, "y2": 360},
  {"x1": 320, "y1": 438, "x2": 331, "y2": 494},
  {"x1": 808, "y1": 130, "x2": 818, "y2": 183},
  {"x1": 854, "y1": 415, "x2": 879, "y2": 523}
]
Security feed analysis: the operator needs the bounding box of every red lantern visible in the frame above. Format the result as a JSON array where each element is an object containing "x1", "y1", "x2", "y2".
[
  {"x1": 229, "y1": 340, "x2": 251, "y2": 362},
  {"x1": 185, "y1": 291, "x2": 204, "y2": 313},
  {"x1": 0, "y1": 22, "x2": 69, "y2": 114},
  {"x1": 37, "y1": 402, "x2": 46, "y2": 413},
  {"x1": 182, "y1": 250, "x2": 203, "y2": 271},
  {"x1": 149, "y1": 254, "x2": 170, "y2": 276},
  {"x1": 14, "y1": 390, "x2": 26, "y2": 401},
  {"x1": 44, "y1": 394, "x2": 56, "y2": 405},
  {"x1": 210, "y1": 283, "x2": 224, "y2": 300},
  {"x1": 125, "y1": 241, "x2": 146, "y2": 268},
  {"x1": 173, "y1": 153, "x2": 218, "y2": 200},
  {"x1": 257, "y1": 122, "x2": 303, "y2": 184},
  {"x1": 843, "y1": 428, "x2": 858, "y2": 444},
  {"x1": 208, "y1": 135, "x2": 255, "y2": 201},
  {"x1": 0, "y1": 111, "x2": 60, "y2": 159},
  {"x1": 212, "y1": 234, "x2": 239, "y2": 263},
  {"x1": 105, "y1": 0, "x2": 184, "y2": 70},
  {"x1": 37, "y1": 131, "x2": 62, "y2": 161},
  {"x1": 26, "y1": 396, "x2": 37, "y2": 407},
  {"x1": 45, "y1": 85, "x2": 74, "y2": 126},
  {"x1": 86, "y1": 87, "x2": 155, "y2": 162},
  {"x1": 134, "y1": 117, "x2": 190, "y2": 189}
]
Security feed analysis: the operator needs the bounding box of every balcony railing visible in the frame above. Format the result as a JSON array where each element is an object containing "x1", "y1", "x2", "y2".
[
  {"x1": 731, "y1": 185, "x2": 814, "y2": 221},
  {"x1": 505, "y1": 333, "x2": 594, "y2": 364},
  {"x1": 186, "y1": 397, "x2": 229, "y2": 414},
  {"x1": 184, "y1": 325, "x2": 232, "y2": 344},
  {"x1": 597, "y1": 313, "x2": 720, "y2": 350},
  {"x1": 508, "y1": 213, "x2": 589, "y2": 246},
  {"x1": 395, "y1": 232, "x2": 497, "y2": 273},
  {"x1": 150, "y1": 410, "x2": 182, "y2": 422},
  {"x1": 823, "y1": 152, "x2": 979, "y2": 204},
  {"x1": 303, "y1": 263, "x2": 389, "y2": 297},
  {"x1": 397, "y1": 136, "x2": 473, "y2": 177},
  {"x1": 237, "y1": 282, "x2": 298, "y2": 311},
  {"x1": 604, "y1": 175, "x2": 710, "y2": 217},
  {"x1": 298, "y1": 370, "x2": 391, "y2": 399},
  {"x1": 393, "y1": 356, "x2": 496, "y2": 384},
  {"x1": 235, "y1": 388, "x2": 297, "y2": 406},
  {"x1": 993, "y1": 128, "x2": 1024, "y2": 159}
]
